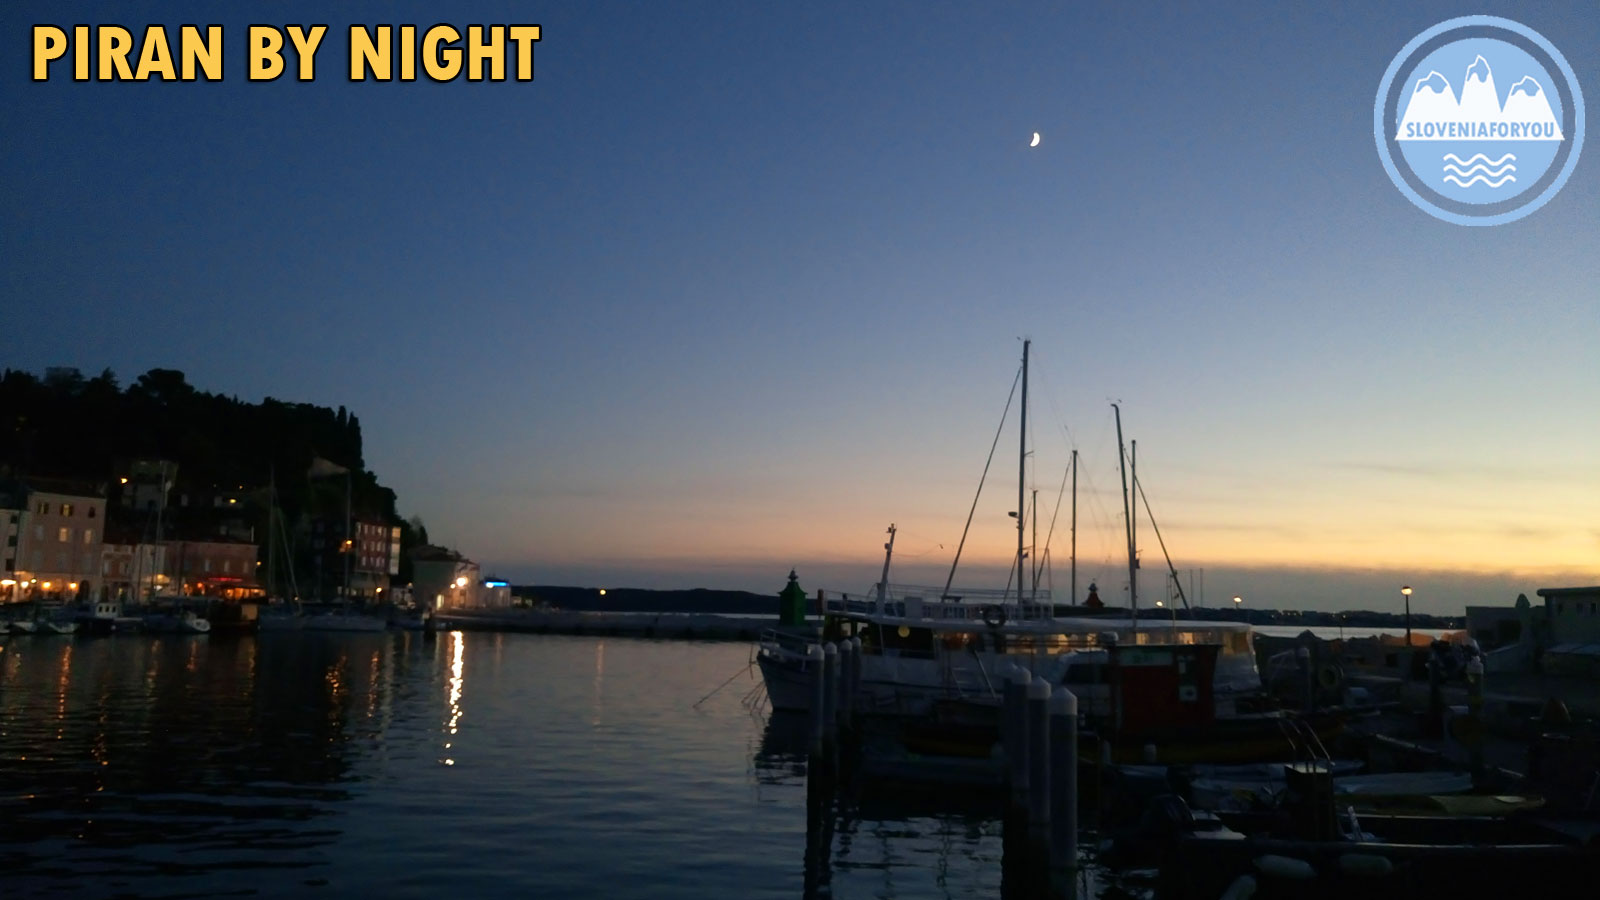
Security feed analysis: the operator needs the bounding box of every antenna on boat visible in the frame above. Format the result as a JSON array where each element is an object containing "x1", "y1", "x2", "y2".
[
  {"x1": 877, "y1": 524, "x2": 896, "y2": 604},
  {"x1": 1113, "y1": 403, "x2": 1137, "y2": 631}
]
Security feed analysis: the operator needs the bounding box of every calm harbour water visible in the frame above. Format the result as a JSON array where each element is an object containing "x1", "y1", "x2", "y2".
[{"x1": 0, "y1": 631, "x2": 1039, "y2": 899}]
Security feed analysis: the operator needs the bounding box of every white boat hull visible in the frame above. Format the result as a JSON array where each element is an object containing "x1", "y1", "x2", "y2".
[{"x1": 756, "y1": 650, "x2": 818, "y2": 712}]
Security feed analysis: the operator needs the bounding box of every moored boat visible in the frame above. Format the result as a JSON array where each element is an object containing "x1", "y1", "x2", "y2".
[{"x1": 303, "y1": 610, "x2": 387, "y2": 632}]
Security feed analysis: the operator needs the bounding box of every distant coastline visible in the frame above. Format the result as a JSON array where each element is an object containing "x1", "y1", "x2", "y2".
[{"x1": 510, "y1": 584, "x2": 1465, "y2": 631}]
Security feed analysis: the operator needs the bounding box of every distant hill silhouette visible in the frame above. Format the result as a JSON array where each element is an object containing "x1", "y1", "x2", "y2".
[{"x1": 516, "y1": 585, "x2": 779, "y2": 616}]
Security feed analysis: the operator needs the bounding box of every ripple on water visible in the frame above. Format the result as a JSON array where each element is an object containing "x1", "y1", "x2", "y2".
[{"x1": 1, "y1": 633, "x2": 1043, "y2": 899}]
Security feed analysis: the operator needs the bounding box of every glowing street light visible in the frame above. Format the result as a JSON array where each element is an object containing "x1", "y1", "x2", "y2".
[{"x1": 1401, "y1": 585, "x2": 1413, "y2": 646}]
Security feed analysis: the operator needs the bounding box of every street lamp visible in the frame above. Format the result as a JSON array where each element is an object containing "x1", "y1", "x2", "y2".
[{"x1": 1401, "y1": 585, "x2": 1413, "y2": 646}]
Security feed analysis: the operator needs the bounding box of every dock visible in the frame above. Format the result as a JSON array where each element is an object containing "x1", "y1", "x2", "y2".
[{"x1": 434, "y1": 607, "x2": 777, "y2": 641}]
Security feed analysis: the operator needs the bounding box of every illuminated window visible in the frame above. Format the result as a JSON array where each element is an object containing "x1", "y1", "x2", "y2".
[
  {"x1": 37, "y1": 502, "x2": 49, "y2": 514},
  {"x1": 58, "y1": 527, "x2": 70, "y2": 542},
  {"x1": 83, "y1": 529, "x2": 94, "y2": 544},
  {"x1": 61, "y1": 503, "x2": 74, "y2": 516}
]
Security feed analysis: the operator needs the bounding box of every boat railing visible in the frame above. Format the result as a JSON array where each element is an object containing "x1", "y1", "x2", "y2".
[{"x1": 758, "y1": 628, "x2": 816, "y2": 656}]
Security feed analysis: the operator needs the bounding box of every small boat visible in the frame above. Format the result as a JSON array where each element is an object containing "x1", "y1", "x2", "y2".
[
  {"x1": 141, "y1": 605, "x2": 212, "y2": 634},
  {"x1": 205, "y1": 598, "x2": 259, "y2": 634},
  {"x1": 40, "y1": 619, "x2": 79, "y2": 635},
  {"x1": 7, "y1": 618, "x2": 38, "y2": 635},
  {"x1": 256, "y1": 606, "x2": 306, "y2": 631},
  {"x1": 388, "y1": 607, "x2": 432, "y2": 631},
  {"x1": 303, "y1": 611, "x2": 387, "y2": 632},
  {"x1": 755, "y1": 627, "x2": 823, "y2": 711},
  {"x1": 74, "y1": 599, "x2": 124, "y2": 635}
]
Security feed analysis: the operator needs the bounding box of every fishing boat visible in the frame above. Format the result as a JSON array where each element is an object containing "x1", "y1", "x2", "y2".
[
  {"x1": 73, "y1": 598, "x2": 124, "y2": 635},
  {"x1": 141, "y1": 600, "x2": 211, "y2": 634},
  {"x1": 756, "y1": 627, "x2": 823, "y2": 711}
]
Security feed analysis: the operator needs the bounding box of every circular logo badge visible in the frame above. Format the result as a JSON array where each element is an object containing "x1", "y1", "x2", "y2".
[{"x1": 1375, "y1": 16, "x2": 1584, "y2": 226}]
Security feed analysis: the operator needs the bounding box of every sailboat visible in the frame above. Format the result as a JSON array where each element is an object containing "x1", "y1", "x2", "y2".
[
  {"x1": 301, "y1": 465, "x2": 387, "y2": 633},
  {"x1": 257, "y1": 469, "x2": 309, "y2": 631},
  {"x1": 757, "y1": 343, "x2": 1275, "y2": 734}
]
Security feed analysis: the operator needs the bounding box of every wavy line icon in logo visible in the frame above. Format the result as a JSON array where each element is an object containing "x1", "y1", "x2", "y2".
[{"x1": 1375, "y1": 17, "x2": 1584, "y2": 226}]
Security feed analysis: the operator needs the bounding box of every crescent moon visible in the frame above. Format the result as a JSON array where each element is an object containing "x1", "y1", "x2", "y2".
[{"x1": 1029, "y1": 132, "x2": 1041, "y2": 147}]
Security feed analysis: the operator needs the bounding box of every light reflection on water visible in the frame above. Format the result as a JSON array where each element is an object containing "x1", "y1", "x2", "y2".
[{"x1": 0, "y1": 632, "x2": 1067, "y2": 899}]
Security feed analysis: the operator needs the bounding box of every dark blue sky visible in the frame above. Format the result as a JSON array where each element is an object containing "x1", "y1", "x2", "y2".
[{"x1": 4, "y1": 2, "x2": 1596, "y2": 612}]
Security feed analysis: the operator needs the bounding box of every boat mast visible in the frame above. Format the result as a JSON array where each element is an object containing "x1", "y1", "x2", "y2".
[
  {"x1": 267, "y1": 467, "x2": 277, "y2": 600},
  {"x1": 1132, "y1": 439, "x2": 1139, "y2": 624},
  {"x1": 1113, "y1": 404, "x2": 1137, "y2": 630},
  {"x1": 1070, "y1": 449, "x2": 1077, "y2": 607},
  {"x1": 877, "y1": 523, "x2": 896, "y2": 604},
  {"x1": 1016, "y1": 340, "x2": 1029, "y2": 613}
]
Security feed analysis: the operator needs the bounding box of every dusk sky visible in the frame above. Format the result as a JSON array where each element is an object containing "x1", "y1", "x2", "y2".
[{"x1": 4, "y1": 1, "x2": 1596, "y2": 614}]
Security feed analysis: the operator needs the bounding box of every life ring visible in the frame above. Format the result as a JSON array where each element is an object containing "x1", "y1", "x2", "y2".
[
  {"x1": 981, "y1": 604, "x2": 1008, "y2": 628},
  {"x1": 1317, "y1": 663, "x2": 1343, "y2": 691}
]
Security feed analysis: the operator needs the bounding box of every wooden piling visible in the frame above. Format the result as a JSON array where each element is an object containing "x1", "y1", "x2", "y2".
[
  {"x1": 846, "y1": 636, "x2": 862, "y2": 721},
  {"x1": 834, "y1": 639, "x2": 852, "y2": 729},
  {"x1": 822, "y1": 642, "x2": 839, "y2": 745},
  {"x1": 1027, "y1": 677, "x2": 1051, "y2": 827},
  {"x1": 1007, "y1": 668, "x2": 1031, "y2": 811},
  {"x1": 1050, "y1": 689, "x2": 1079, "y2": 900},
  {"x1": 808, "y1": 643, "x2": 826, "y2": 755},
  {"x1": 1467, "y1": 655, "x2": 1485, "y2": 784}
]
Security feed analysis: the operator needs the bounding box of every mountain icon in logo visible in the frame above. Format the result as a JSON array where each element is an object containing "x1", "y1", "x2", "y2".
[{"x1": 1398, "y1": 55, "x2": 1563, "y2": 141}]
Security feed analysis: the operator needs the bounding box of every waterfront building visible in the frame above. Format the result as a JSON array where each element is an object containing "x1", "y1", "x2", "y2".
[
  {"x1": 412, "y1": 545, "x2": 482, "y2": 609},
  {"x1": 1, "y1": 501, "x2": 21, "y2": 603},
  {"x1": 101, "y1": 540, "x2": 172, "y2": 601},
  {"x1": 479, "y1": 578, "x2": 514, "y2": 609},
  {"x1": 1, "y1": 479, "x2": 106, "y2": 602},
  {"x1": 1536, "y1": 585, "x2": 1600, "y2": 676},
  {"x1": 160, "y1": 539, "x2": 261, "y2": 598},
  {"x1": 350, "y1": 519, "x2": 401, "y2": 600}
]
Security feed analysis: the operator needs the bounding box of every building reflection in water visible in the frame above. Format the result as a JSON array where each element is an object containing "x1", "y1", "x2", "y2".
[{"x1": 0, "y1": 632, "x2": 405, "y2": 894}]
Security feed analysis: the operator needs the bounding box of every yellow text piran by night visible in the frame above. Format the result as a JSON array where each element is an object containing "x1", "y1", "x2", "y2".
[{"x1": 32, "y1": 25, "x2": 542, "y2": 82}]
